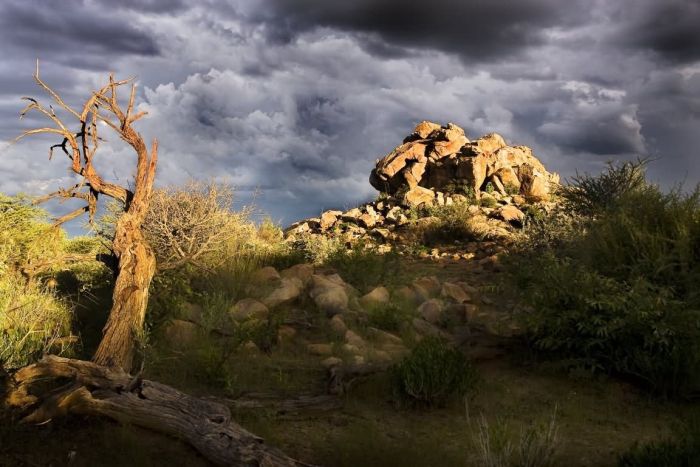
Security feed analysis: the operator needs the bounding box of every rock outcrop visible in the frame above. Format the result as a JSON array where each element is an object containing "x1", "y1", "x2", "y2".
[
  {"x1": 369, "y1": 121, "x2": 558, "y2": 201},
  {"x1": 285, "y1": 121, "x2": 559, "y2": 249}
]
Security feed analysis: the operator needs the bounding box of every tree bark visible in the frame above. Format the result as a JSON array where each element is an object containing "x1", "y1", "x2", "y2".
[
  {"x1": 92, "y1": 213, "x2": 156, "y2": 372},
  {"x1": 4, "y1": 356, "x2": 311, "y2": 467}
]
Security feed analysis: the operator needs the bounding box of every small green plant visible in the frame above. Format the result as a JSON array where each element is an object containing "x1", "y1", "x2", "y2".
[
  {"x1": 325, "y1": 242, "x2": 401, "y2": 292},
  {"x1": 505, "y1": 183, "x2": 520, "y2": 196},
  {"x1": 480, "y1": 196, "x2": 499, "y2": 208},
  {"x1": 365, "y1": 302, "x2": 413, "y2": 332},
  {"x1": 559, "y1": 158, "x2": 648, "y2": 216},
  {"x1": 484, "y1": 182, "x2": 495, "y2": 194},
  {"x1": 473, "y1": 409, "x2": 559, "y2": 467},
  {"x1": 392, "y1": 337, "x2": 478, "y2": 407}
]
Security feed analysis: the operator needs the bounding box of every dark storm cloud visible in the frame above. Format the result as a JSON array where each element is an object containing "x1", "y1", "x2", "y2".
[
  {"x1": 256, "y1": 0, "x2": 589, "y2": 61},
  {"x1": 615, "y1": 0, "x2": 700, "y2": 63},
  {"x1": 0, "y1": 0, "x2": 159, "y2": 63},
  {"x1": 2, "y1": 0, "x2": 700, "y2": 227}
]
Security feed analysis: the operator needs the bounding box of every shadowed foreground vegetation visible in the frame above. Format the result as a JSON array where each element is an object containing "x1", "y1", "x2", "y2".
[{"x1": 2, "y1": 162, "x2": 700, "y2": 466}]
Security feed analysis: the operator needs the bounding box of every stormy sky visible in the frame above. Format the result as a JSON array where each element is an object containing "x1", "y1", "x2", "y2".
[{"x1": 1, "y1": 0, "x2": 699, "y2": 227}]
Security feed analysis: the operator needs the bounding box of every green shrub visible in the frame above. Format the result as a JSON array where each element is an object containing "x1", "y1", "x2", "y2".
[
  {"x1": 416, "y1": 203, "x2": 487, "y2": 245},
  {"x1": 479, "y1": 196, "x2": 499, "y2": 209},
  {"x1": 474, "y1": 409, "x2": 559, "y2": 467},
  {"x1": 392, "y1": 337, "x2": 478, "y2": 407},
  {"x1": 325, "y1": 242, "x2": 401, "y2": 292},
  {"x1": 365, "y1": 302, "x2": 414, "y2": 332},
  {"x1": 559, "y1": 158, "x2": 647, "y2": 216},
  {"x1": 510, "y1": 162, "x2": 700, "y2": 397}
]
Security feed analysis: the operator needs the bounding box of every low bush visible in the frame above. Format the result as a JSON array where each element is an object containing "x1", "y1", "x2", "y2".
[
  {"x1": 510, "y1": 162, "x2": 700, "y2": 397},
  {"x1": 474, "y1": 409, "x2": 559, "y2": 467},
  {"x1": 365, "y1": 302, "x2": 414, "y2": 332},
  {"x1": 412, "y1": 203, "x2": 488, "y2": 245},
  {"x1": 392, "y1": 337, "x2": 478, "y2": 407},
  {"x1": 324, "y1": 242, "x2": 401, "y2": 292}
]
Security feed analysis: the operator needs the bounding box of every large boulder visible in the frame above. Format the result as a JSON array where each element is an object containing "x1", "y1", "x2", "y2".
[{"x1": 370, "y1": 121, "x2": 558, "y2": 201}]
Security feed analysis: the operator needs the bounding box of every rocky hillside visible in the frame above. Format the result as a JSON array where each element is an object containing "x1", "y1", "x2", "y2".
[{"x1": 285, "y1": 121, "x2": 560, "y2": 248}]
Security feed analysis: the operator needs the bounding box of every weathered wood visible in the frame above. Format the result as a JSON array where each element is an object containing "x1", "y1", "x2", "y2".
[
  {"x1": 5, "y1": 356, "x2": 313, "y2": 467},
  {"x1": 212, "y1": 393, "x2": 342, "y2": 413}
]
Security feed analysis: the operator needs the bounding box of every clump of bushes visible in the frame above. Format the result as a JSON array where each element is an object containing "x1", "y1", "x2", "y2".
[
  {"x1": 0, "y1": 194, "x2": 79, "y2": 368},
  {"x1": 365, "y1": 302, "x2": 414, "y2": 332},
  {"x1": 410, "y1": 203, "x2": 488, "y2": 245},
  {"x1": 510, "y1": 160, "x2": 700, "y2": 397},
  {"x1": 392, "y1": 337, "x2": 478, "y2": 407},
  {"x1": 325, "y1": 242, "x2": 401, "y2": 292}
]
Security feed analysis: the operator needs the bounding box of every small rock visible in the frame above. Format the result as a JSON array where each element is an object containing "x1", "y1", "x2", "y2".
[
  {"x1": 495, "y1": 205, "x2": 525, "y2": 225},
  {"x1": 345, "y1": 330, "x2": 366, "y2": 348},
  {"x1": 163, "y1": 319, "x2": 199, "y2": 348},
  {"x1": 242, "y1": 340, "x2": 260, "y2": 353},
  {"x1": 367, "y1": 327, "x2": 403, "y2": 345},
  {"x1": 251, "y1": 266, "x2": 281, "y2": 285},
  {"x1": 329, "y1": 315, "x2": 348, "y2": 336},
  {"x1": 263, "y1": 277, "x2": 303, "y2": 308},
  {"x1": 413, "y1": 276, "x2": 442, "y2": 297},
  {"x1": 277, "y1": 325, "x2": 297, "y2": 342},
  {"x1": 307, "y1": 343, "x2": 333, "y2": 356},
  {"x1": 280, "y1": 263, "x2": 314, "y2": 286},
  {"x1": 229, "y1": 298, "x2": 269, "y2": 322},
  {"x1": 315, "y1": 288, "x2": 349, "y2": 317},
  {"x1": 320, "y1": 210, "x2": 342, "y2": 230},
  {"x1": 402, "y1": 186, "x2": 435, "y2": 208},
  {"x1": 418, "y1": 299, "x2": 444, "y2": 324},
  {"x1": 412, "y1": 318, "x2": 451, "y2": 340},
  {"x1": 360, "y1": 286, "x2": 390, "y2": 308},
  {"x1": 441, "y1": 282, "x2": 471, "y2": 304},
  {"x1": 321, "y1": 357, "x2": 343, "y2": 369}
]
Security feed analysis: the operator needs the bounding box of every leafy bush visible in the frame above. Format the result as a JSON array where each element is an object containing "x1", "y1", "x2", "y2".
[
  {"x1": 618, "y1": 416, "x2": 700, "y2": 467},
  {"x1": 365, "y1": 302, "x2": 414, "y2": 332},
  {"x1": 559, "y1": 158, "x2": 647, "y2": 216},
  {"x1": 510, "y1": 162, "x2": 700, "y2": 397},
  {"x1": 392, "y1": 337, "x2": 478, "y2": 407},
  {"x1": 1, "y1": 270, "x2": 75, "y2": 369},
  {"x1": 413, "y1": 203, "x2": 488, "y2": 245}
]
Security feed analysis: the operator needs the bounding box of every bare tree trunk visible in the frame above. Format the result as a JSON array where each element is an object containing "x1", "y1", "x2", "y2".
[{"x1": 93, "y1": 213, "x2": 156, "y2": 372}]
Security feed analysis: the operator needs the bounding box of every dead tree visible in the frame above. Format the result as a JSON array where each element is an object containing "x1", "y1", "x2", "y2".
[{"x1": 17, "y1": 63, "x2": 157, "y2": 373}]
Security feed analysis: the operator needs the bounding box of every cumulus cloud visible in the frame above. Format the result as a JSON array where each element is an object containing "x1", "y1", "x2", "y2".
[{"x1": 1, "y1": 0, "x2": 699, "y2": 229}]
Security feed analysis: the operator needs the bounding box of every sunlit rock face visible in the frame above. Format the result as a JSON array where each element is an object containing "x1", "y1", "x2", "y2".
[{"x1": 369, "y1": 121, "x2": 559, "y2": 202}]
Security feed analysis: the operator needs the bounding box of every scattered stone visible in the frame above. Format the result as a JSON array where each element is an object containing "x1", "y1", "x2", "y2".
[
  {"x1": 307, "y1": 343, "x2": 333, "y2": 356},
  {"x1": 251, "y1": 266, "x2": 281, "y2": 285},
  {"x1": 441, "y1": 282, "x2": 471, "y2": 304},
  {"x1": 320, "y1": 210, "x2": 342, "y2": 230},
  {"x1": 263, "y1": 277, "x2": 303, "y2": 308},
  {"x1": 329, "y1": 315, "x2": 348, "y2": 336},
  {"x1": 402, "y1": 186, "x2": 435, "y2": 208},
  {"x1": 413, "y1": 276, "x2": 441, "y2": 297},
  {"x1": 495, "y1": 205, "x2": 525, "y2": 225},
  {"x1": 345, "y1": 330, "x2": 366, "y2": 348},
  {"x1": 360, "y1": 286, "x2": 390, "y2": 308},
  {"x1": 321, "y1": 357, "x2": 343, "y2": 369},
  {"x1": 163, "y1": 320, "x2": 199, "y2": 348},
  {"x1": 280, "y1": 263, "x2": 315, "y2": 286},
  {"x1": 277, "y1": 325, "x2": 297, "y2": 342},
  {"x1": 229, "y1": 298, "x2": 269, "y2": 322},
  {"x1": 367, "y1": 327, "x2": 403, "y2": 346},
  {"x1": 418, "y1": 299, "x2": 444, "y2": 324},
  {"x1": 412, "y1": 318, "x2": 451, "y2": 340}
]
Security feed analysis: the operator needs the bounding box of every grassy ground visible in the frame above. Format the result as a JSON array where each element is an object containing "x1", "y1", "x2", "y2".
[{"x1": 0, "y1": 255, "x2": 690, "y2": 466}]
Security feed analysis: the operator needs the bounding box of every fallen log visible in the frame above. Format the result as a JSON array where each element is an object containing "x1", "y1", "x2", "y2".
[{"x1": 3, "y1": 355, "x2": 313, "y2": 467}]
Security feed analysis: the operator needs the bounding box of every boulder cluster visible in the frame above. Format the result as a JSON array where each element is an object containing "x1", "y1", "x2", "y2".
[
  {"x1": 370, "y1": 121, "x2": 559, "y2": 202},
  {"x1": 164, "y1": 263, "x2": 507, "y2": 370},
  {"x1": 285, "y1": 122, "x2": 559, "y2": 247}
]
